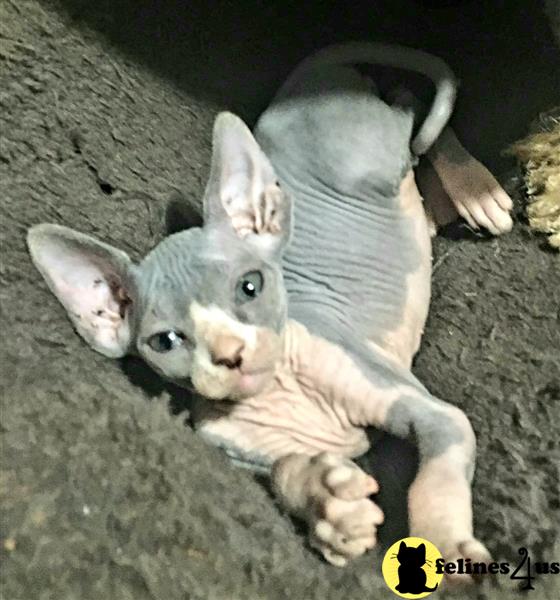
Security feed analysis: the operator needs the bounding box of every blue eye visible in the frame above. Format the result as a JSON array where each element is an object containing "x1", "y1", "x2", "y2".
[
  {"x1": 236, "y1": 271, "x2": 264, "y2": 303},
  {"x1": 148, "y1": 330, "x2": 186, "y2": 353}
]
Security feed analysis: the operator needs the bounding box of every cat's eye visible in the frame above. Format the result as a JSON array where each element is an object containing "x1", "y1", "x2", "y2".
[
  {"x1": 147, "y1": 330, "x2": 186, "y2": 353},
  {"x1": 235, "y1": 270, "x2": 264, "y2": 303}
]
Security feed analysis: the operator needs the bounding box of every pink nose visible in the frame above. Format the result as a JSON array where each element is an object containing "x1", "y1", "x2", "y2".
[{"x1": 210, "y1": 335, "x2": 244, "y2": 370}]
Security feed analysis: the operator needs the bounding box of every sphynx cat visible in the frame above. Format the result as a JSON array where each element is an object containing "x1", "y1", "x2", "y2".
[{"x1": 28, "y1": 43, "x2": 513, "y2": 581}]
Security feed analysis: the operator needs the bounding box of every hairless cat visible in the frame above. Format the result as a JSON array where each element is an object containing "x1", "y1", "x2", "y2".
[{"x1": 28, "y1": 43, "x2": 513, "y2": 583}]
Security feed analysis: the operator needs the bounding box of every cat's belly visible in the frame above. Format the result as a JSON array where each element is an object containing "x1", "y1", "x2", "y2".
[
  {"x1": 256, "y1": 77, "x2": 430, "y2": 368},
  {"x1": 283, "y1": 171, "x2": 432, "y2": 369}
]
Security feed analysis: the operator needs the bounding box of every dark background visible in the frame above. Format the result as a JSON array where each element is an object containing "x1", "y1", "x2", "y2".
[{"x1": 53, "y1": 0, "x2": 560, "y2": 171}]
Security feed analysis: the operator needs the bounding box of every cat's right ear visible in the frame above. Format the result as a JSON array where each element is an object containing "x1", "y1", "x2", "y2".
[
  {"x1": 399, "y1": 541, "x2": 407, "y2": 552},
  {"x1": 202, "y1": 112, "x2": 292, "y2": 260},
  {"x1": 27, "y1": 224, "x2": 135, "y2": 358}
]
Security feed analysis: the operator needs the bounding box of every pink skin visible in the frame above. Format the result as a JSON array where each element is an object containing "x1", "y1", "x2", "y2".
[
  {"x1": 238, "y1": 370, "x2": 273, "y2": 397},
  {"x1": 422, "y1": 127, "x2": 514, "y2": 235},
  {"x1": 388, "y1": 87, "x2": 514, "y2": 236}
]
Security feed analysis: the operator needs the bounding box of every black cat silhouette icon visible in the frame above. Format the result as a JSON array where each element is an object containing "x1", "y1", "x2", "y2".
[{"x1": 382, "y1": 537, "x2": 444, "y2": 598}]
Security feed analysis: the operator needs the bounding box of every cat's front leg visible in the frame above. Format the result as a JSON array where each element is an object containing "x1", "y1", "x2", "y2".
[
  {"x1": 349, "y1": 380, "x2": 492, "y2": 583},
  {"x1": 272, "y1": 451, "x2": 384, "y2": 566},
  {"x1": 404, "y1": 404, "x2": 492, "y2": 585}
]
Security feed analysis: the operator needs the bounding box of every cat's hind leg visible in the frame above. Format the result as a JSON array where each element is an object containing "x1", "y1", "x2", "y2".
[
  {"x1": 345, "y1": 373, "x2": 492, "y2": 585},
  {"x1": 367, "y1": 169, "x2": 432, "y2": 370},
  {"x1": 416, "y1": 159, "x2": 460, "y2": 236},
  {"x1": 427, "y1": 127, "x2": 513, "y2": 235},
  {"x1": 390, "y1": 87, "x2": 513, "y2": 235}
]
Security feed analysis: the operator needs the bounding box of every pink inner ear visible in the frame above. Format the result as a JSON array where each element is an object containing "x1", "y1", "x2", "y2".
[
  {"x1": 55, "y1": 275, "x2": 122, "y2": 324},
  {"x1": 223, "y1": 182, "x2": 287, "y2": 239},
  {"x1": 38, "y1": 248, "x2": 131, "y2": 357},
  {"x1": 44, "y1": 251, "x2": 122, "y2": 318}
]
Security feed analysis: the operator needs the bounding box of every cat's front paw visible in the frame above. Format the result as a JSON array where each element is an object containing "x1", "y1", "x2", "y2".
[{"x1": 305, "y1": 452, "x2": 384, "y2": 567}]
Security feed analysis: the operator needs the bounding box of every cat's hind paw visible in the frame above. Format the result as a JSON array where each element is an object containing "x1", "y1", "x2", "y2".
[{"x1": 438, "y1": 157, "x2": 514, "y2": 236}]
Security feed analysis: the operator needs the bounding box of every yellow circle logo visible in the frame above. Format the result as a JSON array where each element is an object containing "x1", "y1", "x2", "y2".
[{"x1": 382, "y1": 537, "x2": 443, "y2": 598}]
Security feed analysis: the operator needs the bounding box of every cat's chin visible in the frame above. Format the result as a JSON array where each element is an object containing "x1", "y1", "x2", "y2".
[
  {"x1": 230, "y1": 369, "x2": 275, "y2": 400},
  {"x1": 192, "y1": 367, "x2": 275, "y2": 402}
]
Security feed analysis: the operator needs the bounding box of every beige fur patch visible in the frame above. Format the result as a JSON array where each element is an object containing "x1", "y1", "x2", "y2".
[{"x1": 189, "y1": 301, "x2": 282, "y2": 400}]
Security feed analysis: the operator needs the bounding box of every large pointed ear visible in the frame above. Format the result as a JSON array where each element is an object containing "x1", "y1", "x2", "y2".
[
  {"x1": 203, "y1": 112, "x2": 292, "y2": 258},
  {"x1": 27, "y1": 224, "x2": 135, "y2": 358}
]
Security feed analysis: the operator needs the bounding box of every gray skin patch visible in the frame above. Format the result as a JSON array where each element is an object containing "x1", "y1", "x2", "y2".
[
  {"x1": 256, "y1": 65, "x2": 422, "y2": 356},
  {"x1": 130, "y1": 227, "x2": 288, "y2": 385},
  {"x1": 197, "y1": 429, "x2": 274, "y2": 474},
  {"x1": 386, "y1": 396, "x2": 465, "y2": 463}
]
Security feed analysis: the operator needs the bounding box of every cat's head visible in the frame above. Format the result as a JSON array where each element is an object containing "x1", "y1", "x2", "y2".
[
  {"x1": 397, "y1": 541, "x2": 427, "y2": 567},
  {"x1": 27, "y1": 113, "x2": 293, "y2": 401}
]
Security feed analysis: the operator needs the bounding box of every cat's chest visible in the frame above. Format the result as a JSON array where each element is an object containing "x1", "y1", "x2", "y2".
[
  {"x1": 193, "y1": 366, "x2": 370, "y2": 470},
  {"x1": 191, "y1": 323, "x2": 382, "y2": 469}
]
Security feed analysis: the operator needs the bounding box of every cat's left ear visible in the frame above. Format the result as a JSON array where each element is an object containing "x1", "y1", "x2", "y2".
[
  {"x1": 417, "y1": 543, "x2": 426, "y2": 559},
  {"x1": 203, "y1": 112, "x2": 292, "y2": 260}
]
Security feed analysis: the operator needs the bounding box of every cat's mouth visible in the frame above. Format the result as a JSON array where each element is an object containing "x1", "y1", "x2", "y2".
[
  {"x1": 190, "y1": 353, "x2": 277, "y2": 401},
  {"x1": 235, "y1": 366, "x2": 275, "y2": 398},
  {"x1": 190, "y1": 318, "x2": 284, "y2": 401}
]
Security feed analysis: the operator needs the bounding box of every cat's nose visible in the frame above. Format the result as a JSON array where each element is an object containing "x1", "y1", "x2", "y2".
[{"x1": 210, "y1": 334, "x2": 244, "y2": 370}]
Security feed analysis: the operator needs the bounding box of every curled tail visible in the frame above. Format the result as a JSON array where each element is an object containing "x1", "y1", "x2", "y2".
[{"x1": 275, "y1": 42, "x2": 457, "y2": 156}]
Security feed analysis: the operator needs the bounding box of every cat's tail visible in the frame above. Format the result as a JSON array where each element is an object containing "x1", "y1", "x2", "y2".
[
  {"x1": 424, "y1": 583, "x2": 439, "y2": 592},
  {"x1": 273, "y1": 42, "x2": 457, "y2": 156}
]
